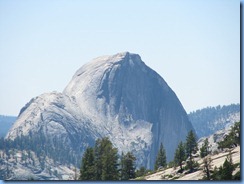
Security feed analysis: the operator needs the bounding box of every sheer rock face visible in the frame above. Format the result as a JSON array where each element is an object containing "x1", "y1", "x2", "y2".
[{"x1": 6, "y1": 52, "x2": 194, "y2": 169}]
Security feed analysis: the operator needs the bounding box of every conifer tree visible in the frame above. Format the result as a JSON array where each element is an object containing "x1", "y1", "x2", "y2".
[
  {"x1": 211, "y1": 153, "x2": 235, "y2": 180},
  {"x1": 220, "y1": 153, "x2": 234, "y2": 180},
  {"x1": 154, "y1": 143, "x2": 167, "y2": 170},
  {"x1": 232, "y1": 121, "x2": 240, "y2": 145},
  {"x1": 200, "y1": 138, "x2": 210, "y2": 158},
  {"x1": 218, "y1": 121, "x2": 240, "y2": 149},
  {"x1": 79, "y1": 147, "x2": 95, "y2": 180},
  {"x1": 101, "y1": 139, "x2": 119, "y2": 180},
  {"x1": 94, "y1": 137, "x2": 119, "y2": 180},
  {"x1": 94, "y1": 138, "x2": 103, "y2": 180},
  {"x1": 120, "y1": 152, "x2": 136, "y2": 180},
  {"x1": 135, "y1": 166, "x2": 147, "y2": 178},
  {"x1": 185, "y1": 130, "x2": 198, "y2": 158},
  {"x1": 174, "y1": 141, "x2": 185, "y2": 171},
  {"x1": 185, "y1": 130, "x2": 198, "y2": 172},
  {"x1": 120, "y1": 152, "x2": 125, "y2": 179}
]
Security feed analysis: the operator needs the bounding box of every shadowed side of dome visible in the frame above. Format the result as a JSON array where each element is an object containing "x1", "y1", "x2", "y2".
[{"x1": 63, "y1": 52, "x2": 195, "y2": 168}]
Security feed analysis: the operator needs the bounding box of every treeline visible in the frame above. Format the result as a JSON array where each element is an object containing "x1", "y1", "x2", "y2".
[
  {"x1": 188, "y1": 104, "x2": 240, "y2": 138},
  {"x1": 0, "y1": 132, "x2": 79, "y2": 167}
]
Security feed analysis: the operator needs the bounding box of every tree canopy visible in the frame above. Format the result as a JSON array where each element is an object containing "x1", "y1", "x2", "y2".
[
  {"x1": 79, "y1": 137, "x2": 137, "y2": 181},
  {"x1": 154, "y1": 143, "x2": 167, "y2": 170},
  {"x1": 174, "y1": 141, "x2": 186, "y2": 171},
  {"x1": 200, "y1": 138, "x2": 210, "y2": 158},
  {"x1": 185, "y1": 130, "x2": 198, "y2": 172},
  {"x1": 120, "y1": 152, "x2": 136, "y2": 180},
  {"x1": 218, "y1": 122, "x2": 240, "y2": 150},
  {"x1": 79, "y1": 137, "x2": 119, "y2": 180}
]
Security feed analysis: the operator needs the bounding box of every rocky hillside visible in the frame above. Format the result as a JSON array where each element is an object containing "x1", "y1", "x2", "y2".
[
  {"x1": 188, "y1": 104, "x2": 240, "y2": 138},
  {"x1": 0, "y1": 148, "x2": 75, "y2": 180},
  {"x1": 142, "y1": 123, "x2": 240, "y2": 180},
  {"x1": 144, "y1": 146, "x2": 240, "y2": 180}
]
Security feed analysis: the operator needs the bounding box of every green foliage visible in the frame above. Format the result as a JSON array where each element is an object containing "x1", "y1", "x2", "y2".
[
  {"x1": 221, "y1": 153, "x2": 234, "y2": 180},
  {"x1": 79, "y1": 137, "x2": 120, "y2": 180},
  {"x1": 188, "y1": 104, "x2": 240, "y2": 138},
  {"x1": 174, "y1": 141, "x2": 185, "y2": 171},
  {"x1": 211, "y1": 166, "x2": 221, "y2": 180},
  {"x1": 94, "y1": 139, "x2": 103, "y2": 180},
  {"x1": 233, "y1": 171, "x2": 240, "y2": 180},
  {"x1": 161, "y1": 174, "x2": 173, "y2": 179},
  {"x1": 0, "y1": 133, "x2": 79, "y2": 168},
  {"x1": 200, "y1": 138, "x2": 210, "y2": 158},
  {"x1": 185, "y1": 130, "x2": 198, "y2": 172},
  {"x1": 171, "y1": 175, "x2": 180, "y2": 180},
  {"x1": 185, "y1": 130, "x2": 198, "y2": 158},
  {"x1": 218, "y1": 122, "x2": 240, "y2": 150},
  {"x1": 120, "y1": 152, "x2": 136, "y2": 180},
  {"x1": 173, "y1": 131, "x2": 198, "y2": 173},
  {"x1": 232, "y1": 121, "x2": 241, "y2": 145},
  {"x1": 211, "y1": 153, "x2": 235, "y2": 180},
  {"x1": 79, "y1": 147, "x2": 95, "y2": 180},
  {"x1": 167, "y1": 161, "x2": 175, "y2": 169},
  {"x1": 135, "y1": 166, "x2": 147, "y2": 178},
  {"x1": 184, "y1": 160, "x2": 199, "y2": 173},
  {"x1": 93, "y1": 137, "x2": 119, "y2": 180},
  {"x1": 154, "y1": 143, "x2": 167, "y2": 171},
  {"x1": 134, "y1": 175, "x2": 146, "y2": 180}
]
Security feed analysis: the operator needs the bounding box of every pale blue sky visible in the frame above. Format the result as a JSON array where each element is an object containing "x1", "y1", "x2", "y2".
[{"x1": 0, "y1": 0, "x2": 240, "y2": 116}]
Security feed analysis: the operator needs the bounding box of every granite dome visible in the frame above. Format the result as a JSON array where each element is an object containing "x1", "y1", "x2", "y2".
[{"x1": 6, "y1": 52, "x2": 195, "y2": 171}]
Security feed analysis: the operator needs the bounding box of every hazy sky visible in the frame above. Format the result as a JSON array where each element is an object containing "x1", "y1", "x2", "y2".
[{"x1": 0, "y1": 0, "x2": 240, "y2": 116}]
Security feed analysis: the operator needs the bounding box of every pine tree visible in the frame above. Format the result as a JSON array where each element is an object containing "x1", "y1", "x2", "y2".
[
  {"x1": 94, "y1": 138, "x2": 103, "y2": 180},
  {"x1": 209, "y1": 152, "x2": 235, "y2": 180},
  {"x1": 211, "y1": 166, "x2": 221, "y2": 180},
  {"x1": 174, "y1": 141, "x2": 185, "y2": 171},
  {"x1": 135, "y1": 166, "x2": 147, "y2": 178},
  {"x1": 218, "y1": 121, "x2": 240, "y2": 150},
  {"x1": 101, "y1": 139, "x2": 119, "y2": 180},
  {"x1": 93, "y1": 137, "x2": 119, "y2": 180},
  {"x1": 200, "y1": 138, "x2": 210, "y2": 158},
  {"x1": 79, "y1": 147, "x2": 95, "y2": 180},
  {"x1": 185, "y1": 130, "x2": 198, "y2": 159},
  {"x1": 120, "y1": 152, "x2": 125, "y2": 179},
  {"x1": 120, "y1": 152, "x2": 136, "y2": 180},
  {"x1": 220, "y1": 153, "x2": 234, "y2": 180},
  {"x1": 154, "y1": 143, "x2": 167, "y2": 170},
  {"x1": 232, "y1": 121, "x2": 240, "y2": 145},
  {"x1": 185, "y1": 130, "x2": 198, "y2": 172}
]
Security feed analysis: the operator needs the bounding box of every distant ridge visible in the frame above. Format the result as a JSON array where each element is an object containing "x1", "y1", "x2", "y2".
[{"x1": 188, "y1": 104, "x2": 240, "y2": 138}]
